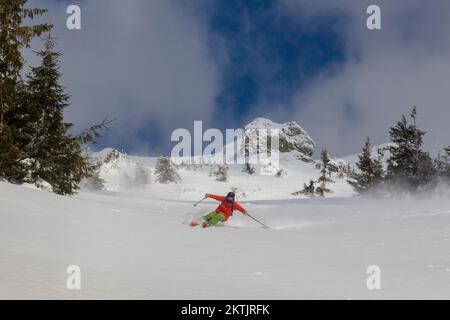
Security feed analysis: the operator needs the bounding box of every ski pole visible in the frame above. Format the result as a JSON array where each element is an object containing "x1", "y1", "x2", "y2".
[
  {"x1": 246, "y1": 213, "x2": 270, "y2": 229},
  {"x1": 193, "y1": 196, "x2": 207, "y2": 207}
]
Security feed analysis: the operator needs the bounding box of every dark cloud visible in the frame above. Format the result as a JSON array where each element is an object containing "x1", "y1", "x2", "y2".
[
  {"x1": 28, "y1": 0, "x2": 219, "y2": 155},
  {"x1": 276, "y1": 0, "x2": 450, "y2": 156}
]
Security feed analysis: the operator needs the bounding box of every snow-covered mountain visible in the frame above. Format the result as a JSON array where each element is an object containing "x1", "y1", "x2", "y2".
[
  {"x1": 91, "y1": 147, "x2": 334, "y2": 200},
  {"x1": 86, "y1": 119, "x2": 399, "y2": 200},
  {"x1": 243, "y1": 118, "x2": 316, "y2": 162},
  {"x1": 87, "y1": 118, "x2": 354, "y2": 199},
  {"x1": 86, "y1": 149, "x2": 148, "y2": 192}
]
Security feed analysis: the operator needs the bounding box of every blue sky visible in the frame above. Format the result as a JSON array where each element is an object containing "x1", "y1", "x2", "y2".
[
  {"x1": 32, "y1": 0, "x2": 450, "y2": 156},
  {"x1": 208, "y1": 0, "x2": 346, "y2": 126}
]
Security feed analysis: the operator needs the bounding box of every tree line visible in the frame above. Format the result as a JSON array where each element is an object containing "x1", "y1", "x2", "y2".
[
  {"x1": 296, "y1": 107, "x2": 450, "y2": 198},
  {"x1": 0, "y1": 1, "x2": 111, "y2": 195},
  {"x1": 349, "y1": 107, "x2": 449, "y2": 196}
]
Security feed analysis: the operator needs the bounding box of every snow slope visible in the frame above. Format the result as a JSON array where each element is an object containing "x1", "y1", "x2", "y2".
[
  {"x1": 1, "y1": 118, "x2": 449, "y2": 299},
  {"x1": 1, "y1": 181, "x2": 450, "y2": 299},
  {"x1": 91, "y1": 148, "x2": 353, "y2": 201}
]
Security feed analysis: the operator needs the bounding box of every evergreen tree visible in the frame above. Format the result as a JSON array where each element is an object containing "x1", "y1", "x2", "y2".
[
  {"x1": 155, "y1": 157, "x2": 180, "y2": 184},
  {"x1": 445, "y1": 147, "x2": 450, "y2": 181},
  {"x1": 0, "y1": 0, "x2": 51, "y2": 182},
  {"x1": 25, "y1": 35, "x2": 93, "y2": 195},
  {"x1": 210, "y1": 165, "x2": 229, "y2": 182},
  {"x1": 242, "y1": 162, "x2": 256, "y2": 175},
  {"x1": 436, "y1": 147, "x2": 450, "y2": 183},
  {"x1": 80, "y1": 163, "x2": 105, "y2": 191},
  {"x1": 134, "y1": 164, "x2": 151, "y2": 186},
  {"x1": 293, "y1": 180, "x2": 316, "y2": 197},
  {"x1": 0, "y1": 125, "x2": 22, "y2": 181},
  {"x1": 316, "y1": 149, "x2": 334, "y2": 197},
  {"x1": 348, "y1": 138, "x2": 384, "y2": 196},
  {"x1": 387, "y1": 107, "x2": 436, "y2": 192},
  {"x1": 76, "y1": 118, "x2": 116, "y2": 145},
  {"x1": 276, "y1": 167, "x2": 287, "y2": 178}
]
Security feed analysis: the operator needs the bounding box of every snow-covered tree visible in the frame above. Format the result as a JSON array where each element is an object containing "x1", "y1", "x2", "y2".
[
  {"x1": 348, "y1": 138, "x2": 384, "y2": 196},
  {"x1": 210, "y1": 165, "x2": 229, "y2": 182},
  {"x1": 276, "y1": 167, "x2": 287, "y2": 178},
  {"x1": 178, "y1": 161, "x2": 202, "y2": 172},
  {"x1": 242, "y1": 162, "x2": 256, "y2": 175},
  {"x1": 387, "y1": 107, "x2": 436, "y2": 192},
  {"x1": 134, "y1": 164, "x2": 151, "y2": 186},
  {"x1": 103, "y1": 149, "x2": 121, "y2": 164},
  {"x1": 293, "y1": 180, "x2": 316, "y2": 197},
  {"x1": 155, "y1": 157, "x2": 180, "y2": 184},
  {"x1": 25, "y1": 35, "x2": 93, "y2": 195},
  {"x1": 0, "y1": 0, "x2": 51, "y2": 182},
  {"x1": 123, "y1": 164, "x2": 152, "y2": 188},
  {"x1": 436, "y1": 146, "x2": 450, "y2": 183},
  {"x1": 0, "y1": 126, "x2": 22, "y2": 182},
  {"x1": 444, "y1": 147, "x2": 450, "y2": 182},
  {"x1": 80, "y1": 165, "x2": 105, "y2": 191},
  {"x1": 316, "y1": 149, "x2": 334, "y2": 197}
]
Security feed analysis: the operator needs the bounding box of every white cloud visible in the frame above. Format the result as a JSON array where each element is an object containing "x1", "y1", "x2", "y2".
[
  {"x1": 25, "y1": 1, "x2": 450, "y2": 157},
  {"x1": 275, "y1": 0, "x2": 450, "y2": 156},
  {"x1": 28, "y1": 0, "x2": 219, "y2": 154}
]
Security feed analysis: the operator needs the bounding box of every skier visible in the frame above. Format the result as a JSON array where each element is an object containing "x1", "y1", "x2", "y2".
[{"x1": 190, "y1": 192, "x2": 249, "y2": 228}]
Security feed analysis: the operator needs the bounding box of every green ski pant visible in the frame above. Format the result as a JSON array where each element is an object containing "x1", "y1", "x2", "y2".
[{"x1": 204, "y1": 211, "x2": 226, "y2": 225}]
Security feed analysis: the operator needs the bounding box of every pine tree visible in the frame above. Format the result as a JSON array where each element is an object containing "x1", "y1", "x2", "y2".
[
  {"x1": 134, "y1": 164, "x2": 151, "y2": 186},
  {"x1": 316, "y1": 149, "x2": 334, "y2": 197},
  {"x1": 387, "y1": 107, "x2": 436, "y2": 192},
  {"x1": 243, "y1": 162, "x2": 256, "y2": 175},
  {"x1": 25, "y1": 35, "x2": 93, "y2": 195},
  {"x1": 348, "y1": 138, "x2": 384, "y2": 196},
  {"x1": 436, "y1": 147, "x2": 450, "y2": 183},
  {"x1": 276, "y1": 168, "x2": 287, "y2": 178},
  {"x1": 80, "y1": 163, "x2": 105, "y2": 191},
  {"x1": 210, "y1": 165, "x2": 229, "y2": 182},
  {"x1": 76, "y1": 119, "x2": 116, "y2": 145},
  {"x1": 0, "y1": 0, "x2": 51, "y2": 182},
  {"x1": 0, "y1": 125, "x2": 22, "y2": 181},
  {"x1": 293, "y1": 180, "x2": 316, "y2": 197},
  {"x1": 155, "y1": 157, "x2": 180, "y2": 184},
  {"x1": 445, "y1": 147, "x2": 450, "y2": 181}
]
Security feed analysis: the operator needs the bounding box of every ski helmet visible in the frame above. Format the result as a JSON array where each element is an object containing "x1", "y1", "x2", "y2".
[{"x1": 226, "y1": 192, "x2": 235, "y2": 202}]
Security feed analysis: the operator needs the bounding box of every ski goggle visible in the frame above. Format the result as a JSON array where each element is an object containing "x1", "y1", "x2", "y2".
[{"x1": 227, "y1": 196, "x2": 234, "y2": 201}]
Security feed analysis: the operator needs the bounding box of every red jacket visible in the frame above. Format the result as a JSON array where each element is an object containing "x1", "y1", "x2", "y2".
[{"x1": 209, "y1": 194, "x2": 246, "y2": 221}]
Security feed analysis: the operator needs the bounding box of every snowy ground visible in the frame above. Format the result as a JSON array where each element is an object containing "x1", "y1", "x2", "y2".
[{"x1": 1, "y1": 180, "x2": 450, "y2": 299}]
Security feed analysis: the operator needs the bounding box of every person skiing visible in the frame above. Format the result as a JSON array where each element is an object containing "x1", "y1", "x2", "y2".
[{"x1": 191, "y1": 192, "x2": 249, "y2": 228}]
